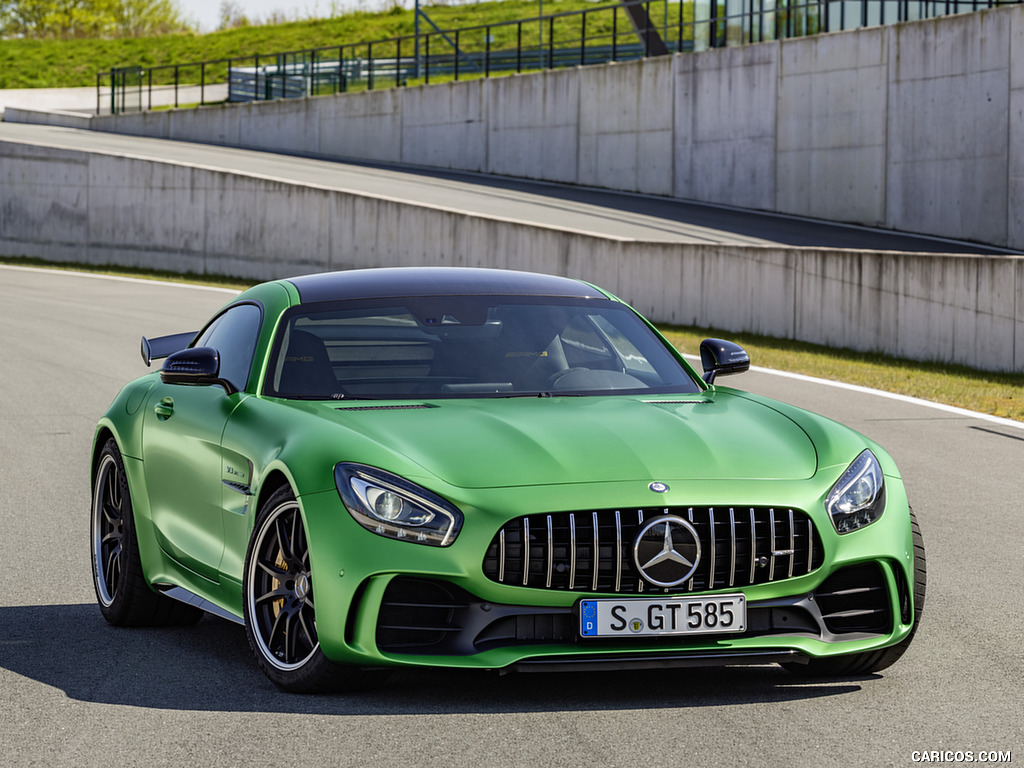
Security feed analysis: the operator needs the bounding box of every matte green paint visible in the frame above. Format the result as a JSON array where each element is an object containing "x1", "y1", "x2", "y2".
[{"x1": 94, "y1": 277, "x2": 919, "y2": 670}]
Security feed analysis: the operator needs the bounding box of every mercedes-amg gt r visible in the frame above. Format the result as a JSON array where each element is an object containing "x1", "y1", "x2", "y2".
[{"x1": 91, "y1": 267, "x2": 925, "y2": 692}]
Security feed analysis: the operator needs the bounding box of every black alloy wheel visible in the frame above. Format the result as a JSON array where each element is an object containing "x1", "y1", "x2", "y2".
[
  {"x1": 91, "y1": 437, "x2": 202, "y2": 626},
  {"x1": 246, "y1": 494, "x2": 319, "y2": 671},
  {"x1": 243, "y1": 485, "x2": 390, "y2": 693},
  {"x1": 92, "y1": 444, "x2": 126, "y2": 610}
]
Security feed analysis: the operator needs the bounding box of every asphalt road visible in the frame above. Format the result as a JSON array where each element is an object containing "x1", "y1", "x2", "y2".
[
  {"x1": 1, "y1": 121, "x2": 1017, "y2": 255},
  {"x1": 1, "y1": 265, "x2": 1021, "y2": 768}
]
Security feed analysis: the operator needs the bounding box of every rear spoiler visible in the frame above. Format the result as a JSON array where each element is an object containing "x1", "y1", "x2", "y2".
[{"x1": 141, "y1": 332, "x2": 197, "y2": 367}]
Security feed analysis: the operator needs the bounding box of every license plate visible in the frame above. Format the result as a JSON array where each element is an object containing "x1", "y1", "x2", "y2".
[{"x1": 579, "y1": 594, "x2": 746, "y2": 638}]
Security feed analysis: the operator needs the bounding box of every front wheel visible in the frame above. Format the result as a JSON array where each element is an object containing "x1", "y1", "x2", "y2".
[{"x1": 242, "y1": 486, "x2": 389, "y2": 693}]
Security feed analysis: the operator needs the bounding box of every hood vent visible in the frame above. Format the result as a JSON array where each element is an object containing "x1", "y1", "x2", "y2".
[
  {"x1": 335, "y1": 404, "x2": 434, "y2": 412},
  {"x1": 643, "y1": 400, "x2": 709, "y2": 405}
]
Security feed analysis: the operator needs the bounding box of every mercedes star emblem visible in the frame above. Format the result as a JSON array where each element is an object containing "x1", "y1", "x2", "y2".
[{"x1": 633, "y1": 516, "x2": 701, "y2": 587}]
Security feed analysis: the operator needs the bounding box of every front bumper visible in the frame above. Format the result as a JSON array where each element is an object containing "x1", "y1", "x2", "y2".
[{"x1": 298, "y1": 475, "x2": 917, "y2": 671}]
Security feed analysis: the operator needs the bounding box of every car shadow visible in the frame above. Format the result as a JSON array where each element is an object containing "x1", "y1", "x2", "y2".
[{"x1": 1, "y1": 604, "x2": 873, "y2": 714}]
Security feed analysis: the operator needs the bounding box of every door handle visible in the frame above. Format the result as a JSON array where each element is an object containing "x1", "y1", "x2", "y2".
[{"x1": 154, "y1": 397, "x2": 174, "y2": 419}]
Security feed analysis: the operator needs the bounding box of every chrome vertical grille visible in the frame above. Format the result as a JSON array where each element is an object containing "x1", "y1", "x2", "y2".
[
  {"x1": 545, "y1": 515, "x2": 553, "y2": 588},
  {"x1": 482, "y1": 507, "x2": 824, "y2": 594}
]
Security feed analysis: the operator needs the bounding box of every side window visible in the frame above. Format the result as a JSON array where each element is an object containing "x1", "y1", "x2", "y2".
[{"x1": 193, "y1": 303, "x2": 262, "y2": 392}]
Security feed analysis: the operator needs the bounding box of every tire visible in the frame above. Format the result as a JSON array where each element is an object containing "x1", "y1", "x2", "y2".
[
  {"x1": 91, "y1": 437, "x2": 203, "y2": 626},
  {"x1": 785, "y1": 508, "x2": 926, "y2": 676},
  {"x1": 242, "y1": 485, "x2": 390, "y2": 693}
]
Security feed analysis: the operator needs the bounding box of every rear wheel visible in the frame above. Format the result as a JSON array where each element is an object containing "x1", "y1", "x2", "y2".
[
  {"x1": 91, "y1": 437, "x2": 202, "y2": 626},
  {"x1": 243, "y1": 485, "x2": 390, "y2": 693},
  {"x1": 785, "y1": 508, "x2": 925, "y2": 676}
]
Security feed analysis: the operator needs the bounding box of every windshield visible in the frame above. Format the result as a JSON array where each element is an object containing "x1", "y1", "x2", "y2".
[{"x1": 264, "y1": 296, "x2": 701, "y2": 400}]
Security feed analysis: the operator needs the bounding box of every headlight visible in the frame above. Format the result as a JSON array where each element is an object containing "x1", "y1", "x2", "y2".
[
  {"x1": 334, "y1": 463, "x2": 463, "y2": 547},
  {"x1": 825, "y1": 450, "x2": 885, "y2": 534}
]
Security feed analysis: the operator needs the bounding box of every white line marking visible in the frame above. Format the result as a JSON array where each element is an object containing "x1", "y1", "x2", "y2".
[
  {"x1": 6, "y1": 264, "x2": 1021, "y2": 431},
  {"x1": 0, "y1": 264, "x2": 239, "y2": 294}
]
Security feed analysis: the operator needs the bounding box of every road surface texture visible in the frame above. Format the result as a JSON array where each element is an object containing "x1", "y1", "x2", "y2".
[{"x1": 0, "y1": 265, "x2": 1020, "y2": 767}]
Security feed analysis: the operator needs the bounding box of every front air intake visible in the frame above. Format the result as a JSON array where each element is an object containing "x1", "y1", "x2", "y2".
[{"x1": 814, "y1": 563, "x2": 891, "y2": 635}]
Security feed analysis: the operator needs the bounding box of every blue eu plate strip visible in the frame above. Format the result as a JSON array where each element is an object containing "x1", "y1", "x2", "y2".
[{"x1": 580, "y1": 600, "x2": 597, "y2": 636}]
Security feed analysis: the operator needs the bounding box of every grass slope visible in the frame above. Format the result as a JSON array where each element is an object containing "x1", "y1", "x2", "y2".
[{"x1": 0, "y1": 0, "x2": 607, "y2": 88}]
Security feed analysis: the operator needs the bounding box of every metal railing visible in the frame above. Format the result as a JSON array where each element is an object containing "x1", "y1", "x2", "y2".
[{"x1": 97, "y1": 0, "x2": 1022, "y2": 114}]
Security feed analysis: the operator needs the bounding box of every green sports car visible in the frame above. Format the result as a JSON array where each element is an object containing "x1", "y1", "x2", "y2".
[{"x1": 91, "y1": 267, "x2": 925, "y2": 692}]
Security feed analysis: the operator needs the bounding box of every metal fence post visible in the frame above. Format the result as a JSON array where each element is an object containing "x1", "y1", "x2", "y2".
[
  {"x1": 517, "y1": 22, "x2": 522, "y2": 72},
  {"x1": 580, "y1": 11, "x2": 586, "y2": 65},
  {"x1": 548, "y1": 17, "x2": 554, "y2": 68},
  {"x1": 645, "y1": 1, "x2": 651, "y2": 55},
  {"x1": 414, "y1": 0, "x2": 421, "y2": 78},
  {"x1": 678, "y1": 0, "x2": 685, "y2": 50},
  {"x1": 613, "y1": 6, "x2": 618, "y2": 60}
]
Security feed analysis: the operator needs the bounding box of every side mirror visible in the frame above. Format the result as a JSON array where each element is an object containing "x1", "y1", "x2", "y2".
[
  {"x1": 699, "y1": 338, "x2": 750, "y2": 385},
  {"x1": 160, "y1": 347, "x2": 238, "y2": 394}
]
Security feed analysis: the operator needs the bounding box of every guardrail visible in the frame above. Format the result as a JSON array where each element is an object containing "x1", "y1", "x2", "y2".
[{"x1": 96, "y1": 0, "x2": 1021, "y2": 114}]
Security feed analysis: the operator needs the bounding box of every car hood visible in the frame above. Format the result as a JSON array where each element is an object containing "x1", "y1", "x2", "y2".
[{"x1": 324, "y1": 392, "x2": 817, "y2": 489}]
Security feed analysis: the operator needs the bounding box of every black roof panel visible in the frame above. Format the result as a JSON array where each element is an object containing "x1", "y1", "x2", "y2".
[{"x1": 286, "y1": 268, "x2": 605, "y2": 304}]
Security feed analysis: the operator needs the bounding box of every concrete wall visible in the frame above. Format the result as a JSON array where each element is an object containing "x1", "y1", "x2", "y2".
[
  {"x1": 776, "y1": 28, "x2": 888, "y2": 226},
  {"x1": 578, "y1": 59, "x2": 674, "y2": 195},
  {"x1": 886, "y1": 12, "x2": 1011, "y2": 245},
  {"x1": 676, "y1": 42, "x2": 779, "y2": 210},
  {"x1": 25, "y1": 4, "x2": 1020, "y2": 251},
  {"x1": 2, "y1": 137, "x2": 1022, "y2": 372}
]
